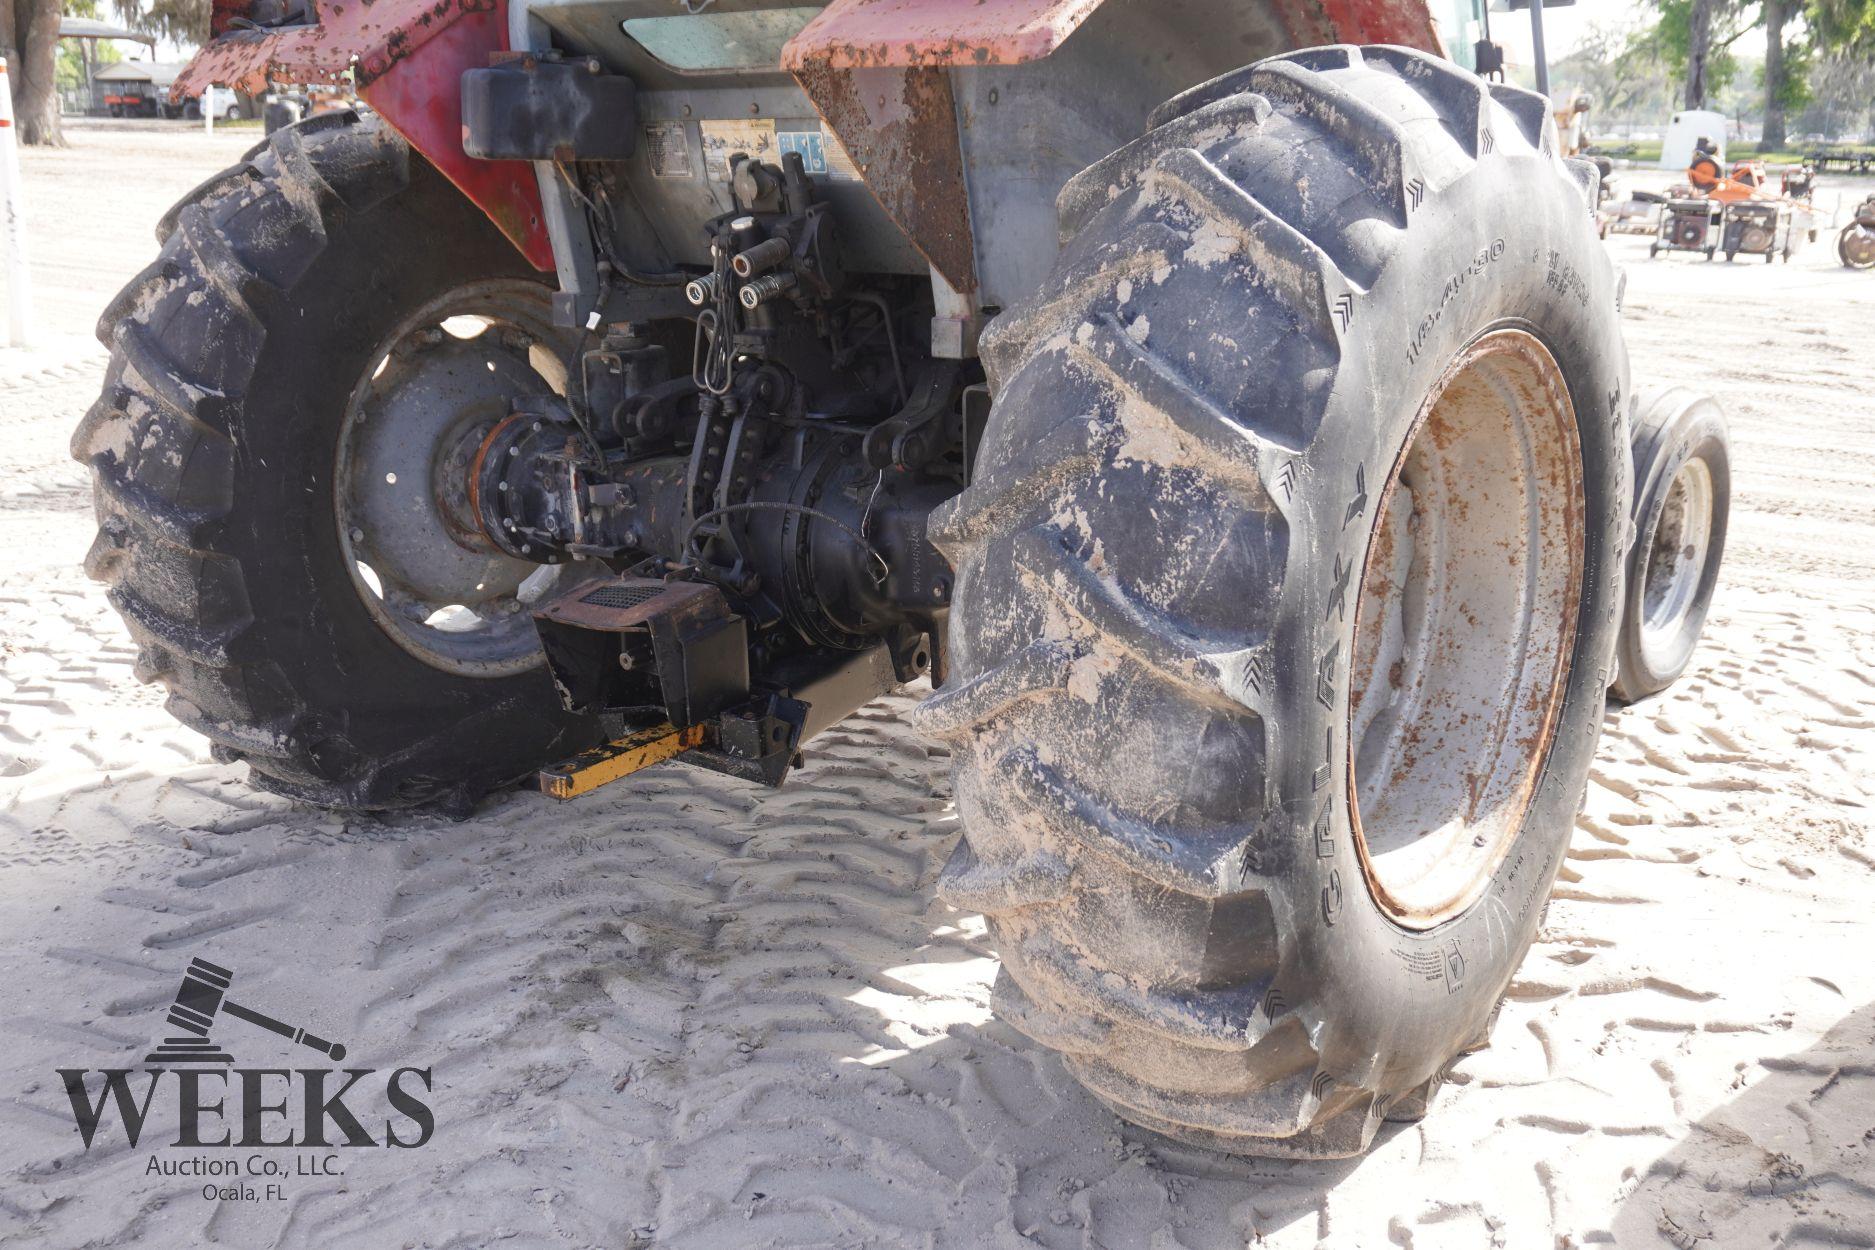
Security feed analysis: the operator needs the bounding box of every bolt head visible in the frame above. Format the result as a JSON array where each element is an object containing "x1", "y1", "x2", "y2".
[{"x1": 348, "y1": 527, "x2": 364, "y2": 544}]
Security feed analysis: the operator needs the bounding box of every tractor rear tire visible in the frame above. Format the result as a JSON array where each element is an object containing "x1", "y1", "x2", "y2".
[
  {"x1": 916, "y1": 46, "x2": 1629, "y2": 1157},
  {"x1": 74, "y1": 113, "x2": 602, "y2": 810},
  {"x1": 1609, "y1": 388, "x2": 1730, "y2": 704}
]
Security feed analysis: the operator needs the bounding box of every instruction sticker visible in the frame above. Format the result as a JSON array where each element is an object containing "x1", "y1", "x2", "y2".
[
  {"x1": 643, "y1": 120, "x2": 694, "y2": 179},
  {"x1": 699, "y1": 118, "x2": 777, "y2": 180},
  {"x1": 778, "y1": 126, "x2": 861, "y2": 181},
  {"x1": 699, "y1": 118, "x2": 861, "y2": 182}
]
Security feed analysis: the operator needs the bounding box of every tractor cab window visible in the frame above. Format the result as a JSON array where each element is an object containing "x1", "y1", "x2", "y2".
[{"x1": 621, "y1": 7, "x2": 821, "y2": 72}]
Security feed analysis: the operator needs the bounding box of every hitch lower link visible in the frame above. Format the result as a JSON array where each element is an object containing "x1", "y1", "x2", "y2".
[{"x1": 528, "y1": 572, "x2": 897, "y2": 798}]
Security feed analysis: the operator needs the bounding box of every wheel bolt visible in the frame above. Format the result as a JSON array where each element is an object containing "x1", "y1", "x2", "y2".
[
  {"x1": 498, "y1": 481, "x2": 509, "y2": 492},
  {"x1": 348, "y1": 527, "x2": 364, "y2": 543}
]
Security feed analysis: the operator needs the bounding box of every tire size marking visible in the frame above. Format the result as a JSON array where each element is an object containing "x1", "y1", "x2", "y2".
[
  {"x1": 1393, "y1": 939, "x2": 1465, "y2": 993},
  {"x1": 1543, "y1": 248, "x2": 1590, "y2": 308},
  {"x1": 1404, "y1": 238, "x2": 1507, "y2": 366}
]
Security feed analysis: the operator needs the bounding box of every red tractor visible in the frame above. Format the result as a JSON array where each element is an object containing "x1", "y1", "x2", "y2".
[{"x1": 77, "y1": 0, "x2": 1729, "y2": 1156}]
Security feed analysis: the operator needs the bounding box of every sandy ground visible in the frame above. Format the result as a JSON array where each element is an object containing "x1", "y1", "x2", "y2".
[{"x1": 1, "y1": 122, "x2": 1873, "y2": 1249}]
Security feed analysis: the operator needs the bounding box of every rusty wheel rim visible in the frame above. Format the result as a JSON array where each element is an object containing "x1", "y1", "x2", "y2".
[
  {"x1": 1346, "y1": 329, "x2": 1586, "y2": 930},
  {"x1": 1843, "y1": 227, "x2": 1875, "y2": 269},
  {"x1": 333, "y1": 281, "x2": 572, "y2": 678}
]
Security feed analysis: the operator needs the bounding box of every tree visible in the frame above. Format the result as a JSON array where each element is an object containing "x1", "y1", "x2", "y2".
[
  {"x1": 1554, "y1": 19, "x2": 1676, "y2": 116},
  {"x1": 1799, "y1": 49, "x2": 1875, "y2": 138},
  {"x1": 1, "y1": 0, "x2": 65, "y2": 145},
  {"x1": 1687, "y1": 0, "x2": 1719, "y2": 105},
  {"x1": 108, "y1": 0, "x2": 206, "y2": 46},
  {"x1": 1647, "y1": 0, "x2": 1755, "y2": 107},
  {"x1": 1761, "y1": 0, "x2": 1795, "y2": 147}
]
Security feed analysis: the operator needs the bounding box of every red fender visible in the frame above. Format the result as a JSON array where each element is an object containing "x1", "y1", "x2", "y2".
[{"x1": 175, "y1": 0, "x2": 552, "y2": 269}]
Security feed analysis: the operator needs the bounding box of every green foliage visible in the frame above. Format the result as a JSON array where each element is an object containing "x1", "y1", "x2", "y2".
[
  {"x1": 1645, "y1": 0, "x2": 1745, "y2": 96},
  {"x1": 56, "y1": 0, "x2": 123, "y2": 93},
  {"x1": 1810, "y1": 0, "x2": 1875, "y2": 48},
  {"x1": 106, "y1": 0, "x2": 209, "y2": 45},
  {"x1": 1765, "y1": 35, "x2": 1814, "y2": 113}
]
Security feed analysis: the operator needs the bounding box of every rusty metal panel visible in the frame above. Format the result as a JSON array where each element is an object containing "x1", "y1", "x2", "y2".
[
  {"x1": 177, "y1": 0, "x2": 498, "y2": 97},
  {"x1": 791, "y1": 63, "x2": 977, "y2": 295},
  {"x1": 783, "y1": 0, "x2": 1439, "y2": 70},
  {"x1": 782, "y1": 0, "x2": 1108, "y2": 69}
]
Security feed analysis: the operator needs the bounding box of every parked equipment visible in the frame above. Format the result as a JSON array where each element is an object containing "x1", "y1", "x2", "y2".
[
  {"x1": 1653, "y1": 198, "x2": 1719, "y2": 259},
  {"x1": 80, "y1": 0, "x2": 1730, "y2": 1159},
  {"x1": 1611, "y1": 389, "x2": 1730, "y2": 703},
  {"x1": 1603, "y1": 187, "x2": 1665, "y2": 236},
  {"x1": 1841, "y1": 196, "x2": 1875, "y2": 269},
  {"x1": 1721, "y1": 200, "x2": 1796, "y2": 263}
]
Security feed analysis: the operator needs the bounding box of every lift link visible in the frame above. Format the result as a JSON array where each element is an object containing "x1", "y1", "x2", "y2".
[{"x1": 538, "y1": 722, "x2": 705, "y2": 800}]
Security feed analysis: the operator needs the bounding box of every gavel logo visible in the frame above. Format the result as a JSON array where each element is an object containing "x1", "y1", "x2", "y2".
[{"x1": 144, "y1": 957, "x2": 348, "y2": 1066}]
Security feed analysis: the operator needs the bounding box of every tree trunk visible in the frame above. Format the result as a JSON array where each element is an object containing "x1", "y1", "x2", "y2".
[
  {"x1": 1685, "y1": 0, "x2": 1715, "y2": 109},
  {"x1": 2, "y1": 0, "x2": 64, "y2": 147},
  {"x1": 1761, "y1": 0, "x2": 1789, "y2": 152}
]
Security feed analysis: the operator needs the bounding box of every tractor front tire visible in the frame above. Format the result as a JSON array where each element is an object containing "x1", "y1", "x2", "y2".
[
  {"x1": 1609, "y1": 388, "x2": 1730, "y2": 703},
  {"x1": 917, "y1": 46, "x2": 1629, "y2": 1157},
  {"x1": 75, "y1": 113, "x2": 602, "y2": 810}
]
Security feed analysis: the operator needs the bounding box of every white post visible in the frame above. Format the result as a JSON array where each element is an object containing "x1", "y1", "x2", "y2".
[
  {"x1": 0, "y1": 56, "x2": 36, "y2": 349},
  {"x1": 204, "y1": 86, "x2": 214, "y2": 135}
]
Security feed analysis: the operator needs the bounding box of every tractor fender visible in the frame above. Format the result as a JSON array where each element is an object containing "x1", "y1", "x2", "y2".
[
  {"x1": 173, "y1": 0, "x2": 552, "y2": 270},
  {"x1": 780, "y1": 0, "x2": 1439, "y2": 68}
]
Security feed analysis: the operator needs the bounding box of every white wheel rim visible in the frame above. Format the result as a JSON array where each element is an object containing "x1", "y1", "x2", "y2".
[{"x1": 1638, "y1": 456, "x2": 1714, "y2": 673}]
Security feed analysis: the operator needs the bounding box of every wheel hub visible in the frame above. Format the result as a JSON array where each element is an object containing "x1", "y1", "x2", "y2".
[
  {"x1": 334, "y1": 283, "x2": 572, "y2": 677},
  {"x1": 1843, "y1": 227, "x2": 1875, "y2": 269},
  {"x1": 1639, "y1": 457, "x2": 1714, "y2": 671},
  {"x1": 1347, "y1": 330, "x2": 1586, "y2": 929}
]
